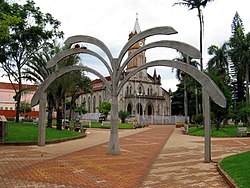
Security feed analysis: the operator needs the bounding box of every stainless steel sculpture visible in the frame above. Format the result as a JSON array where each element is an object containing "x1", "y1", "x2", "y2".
[{"x1": 31, "y1": 26, "x2": 226, "y2": 162}]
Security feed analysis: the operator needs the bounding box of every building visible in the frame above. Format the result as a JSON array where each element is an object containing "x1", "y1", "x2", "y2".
[
  {"x1": 0, "y1": 82, "x2": 39, "y2": 118},
  {"x1": 77, "y1": 17, "x2": 171, "y2": 118}
]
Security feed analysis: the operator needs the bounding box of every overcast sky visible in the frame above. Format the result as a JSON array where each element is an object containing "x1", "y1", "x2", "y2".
[{"x1": 4, "y1": 0, "x2": 250, "y2": 91}]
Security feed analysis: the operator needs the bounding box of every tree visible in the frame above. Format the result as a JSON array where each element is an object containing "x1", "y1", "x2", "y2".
[
  {"x1": 173, "y1": 53, "x2": 200, "y2": 121},
  {"x1": 97, "y1": 102, "x2": 111, "y2": 121},
  {"x1": 24, "y1": 43, "x2": 60, "y2": 127},
  {"x1": 20, "y1": 101, "x2": 31, "y2": 115},
  {"x1": 229, "y1": 12, "x2": 250, "y2": 103},
  {"x1": 206, "y1": 66, "x2": 232, "y2": 130},
  {"x1": 173, "y1": 0, "x2": 214, "y2": 71},
  {"x1": 66, "y1": 70, "x2": 92, "y2": 120},
  {"x1": 207, "y1": 43, "x2": 232, "y2": 129},
  {"x1": 0, "y1": 0, "x2": 63, "y2": 122},
  {"x1": 229, "y1": 12, "x2": 250, "y2": 125}
]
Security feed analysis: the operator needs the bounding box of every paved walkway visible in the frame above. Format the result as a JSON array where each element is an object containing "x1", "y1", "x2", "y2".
[{"x1": 0, "y1": 125, "x2": 249, "y2": 188}]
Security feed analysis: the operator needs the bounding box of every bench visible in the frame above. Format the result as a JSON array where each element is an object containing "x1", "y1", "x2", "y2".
[
  {"x1": 73, "y1": 121, "x2": 87, "y2": 133},
  {"x1": 181, "y1": 124, "x2": 189, "y2": 135},
  {"x1": 237, "y1": 127, "x2": 250, "y2": 137},
  {"x1": 132, "y1": 121, "x2": 149, "y2": 129},
  {"x1": 62, "y1": 119, "x2": 70, "y2": 130},
  {"x1": 80, "y1": 120, "x2": 92, "y2": 128},
  {"x1": 101, "y1": 121, "x2": 111, "y2": 128}
]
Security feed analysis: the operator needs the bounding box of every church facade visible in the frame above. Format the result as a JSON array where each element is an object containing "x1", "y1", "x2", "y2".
[{"x1": 77, "y1": 18, "x2": 171, "y2": 118}]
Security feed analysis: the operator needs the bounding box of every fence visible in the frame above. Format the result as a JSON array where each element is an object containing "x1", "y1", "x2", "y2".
[{"x1": 138, "y1": 115, "x2": 188, "y2": 125}]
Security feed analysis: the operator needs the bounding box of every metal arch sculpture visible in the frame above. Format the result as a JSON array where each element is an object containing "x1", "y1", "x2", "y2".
[
  {"x1": 118, "y1": 60, "x2": 226, "y2": 108},
  {"x1": 32, "y1": 26, "x2": 226, "y2": 162}
]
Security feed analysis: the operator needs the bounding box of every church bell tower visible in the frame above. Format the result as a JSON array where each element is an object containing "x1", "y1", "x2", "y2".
[{"x1": 126, "y1": 14, "x2": 146, "y2": 73}]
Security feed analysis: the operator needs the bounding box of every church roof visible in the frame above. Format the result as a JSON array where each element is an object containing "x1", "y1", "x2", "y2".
[{"x1": 0, "y1": 82, "x2": 37, "y2": 90}]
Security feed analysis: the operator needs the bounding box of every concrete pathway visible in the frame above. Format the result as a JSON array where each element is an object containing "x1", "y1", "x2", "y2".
[
  {"x1": 0, "y1": 125, "x2": 249, "y2": 188},
  {"x1": 140, "y1": 128, "x2": 250, "y2": 188}
]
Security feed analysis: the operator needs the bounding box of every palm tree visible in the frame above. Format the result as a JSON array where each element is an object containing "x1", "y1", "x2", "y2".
[
  {"x1": 24, "y1": 45, "x2": 59, "y2": 127},
  {"x1": 174, "y1": 53, "x2": 199, "y2": 122},
  {"x1": 207, "y1": 43, "x2": 229, "y2": 78},
  {"x1": 173, "y1": 0, "x2": 214, "y2": 71},
  {"x1": 207, "y1": 43, "x2": 231, "y2": 129},
  {"x1": 67, "y1": 73, "x2": 92, "y2": 120}
]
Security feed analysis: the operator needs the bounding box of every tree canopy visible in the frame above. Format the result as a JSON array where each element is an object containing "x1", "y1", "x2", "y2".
[{"x1": 0, "y1": 0, "x2": 63, "y2": 122}]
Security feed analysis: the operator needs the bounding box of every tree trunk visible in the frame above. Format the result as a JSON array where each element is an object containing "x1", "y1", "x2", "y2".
[
  {"x1": 47, "y1": 103, "x2": 53, "y2": 128},
  {"x1": 56, "y1": 105, "x2": 63, "y2": 130},
  {"x1": 184, "y1": 75, "x2": 188, "y2": 124},
  {"x1": 15, "y1": 94, "x2": 21, "y2": 123},
  {"x1": 107, "y1": 95, "x2": 120, "y2": 155},
  {"x1": 198, "y1": 8, "x2": 203, "y2": 71},
  {"x1": 245, "y1": 63, "x2": 249, "y2": 126},
  {"x1": 69, "y1": 98, "x2": 75, "y2": 121}
]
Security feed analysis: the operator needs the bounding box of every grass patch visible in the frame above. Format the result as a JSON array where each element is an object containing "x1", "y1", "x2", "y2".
[
  {"x1": 220, "y1": 151, "x2": 250, "y2": 188},
  {"x1": 5, "y1": 121, "x2": 134, "y2": 143},
  {"x1": 188, "y1": 125, "x2": 250, "y2": 137},
  {"x1": 5, "y1": 122, "x2": 82, "y2": 143}
]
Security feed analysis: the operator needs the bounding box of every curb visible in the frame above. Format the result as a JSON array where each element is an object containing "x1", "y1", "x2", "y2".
[
  {"x1": 217, "y1": 160, "x2": 239, "y2": 188},
  {"x1": 0, "y1": 134, "x2": 86, "y2": 146}
]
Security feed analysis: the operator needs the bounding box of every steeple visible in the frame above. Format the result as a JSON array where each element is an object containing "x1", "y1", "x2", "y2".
[
  {"x1": 129, "y1": 13, "x2": 141, "y2": 39},
  {"x1": 132, "y1": 13, "x2": 141, "y2": 34}
]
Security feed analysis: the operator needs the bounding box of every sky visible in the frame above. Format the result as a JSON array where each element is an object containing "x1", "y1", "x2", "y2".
[{"x1": 3, "y1": 0, "x2": 250, "y2": 91}]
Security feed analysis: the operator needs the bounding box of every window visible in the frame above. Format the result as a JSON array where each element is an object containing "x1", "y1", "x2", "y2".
[
  {"x1": 139, "y1": 86, "x2": 142, "y2": 94},
  {"x1": 93, "y1": 96, "x2": 96, "y2": 112},
  {"x1": 99, "y1": 95, "x2": 102, "y2": 106},
  {"x1": 5, "y1": 107, "x2": 8, "y2": 110}
]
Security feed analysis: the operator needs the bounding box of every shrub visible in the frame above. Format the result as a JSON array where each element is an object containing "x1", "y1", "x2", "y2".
[{"x1": 118, "y1": 111, "x2": 130, "y2": 123}]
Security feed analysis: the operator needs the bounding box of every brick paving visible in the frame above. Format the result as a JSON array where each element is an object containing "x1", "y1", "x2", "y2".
[
  {"x1": 140, "y1": 128, "x2": 250, "y2": 188},
  {"x1": 0, "y1": 125, "x2": 250, "y2": 188}
]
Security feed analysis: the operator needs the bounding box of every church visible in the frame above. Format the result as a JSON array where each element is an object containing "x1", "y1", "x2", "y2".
[{"x1": 77, "y1": 17, "x2": 172, "y2": 118}]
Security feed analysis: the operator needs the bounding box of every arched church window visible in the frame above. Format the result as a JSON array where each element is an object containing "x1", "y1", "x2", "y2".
[
  {"x1": 127, "y1": 103, "x2": 132, "y2": 114},
  {"x1": 99, "y1": 95, "x2": 102, "y2": 106},
  {"x1": 139, "y1": 86, "x2": 142, "y2": 94},
  {"x1": 83, "y1": 97, "x2": 86, "y2": 109},
  {"x1": 147, "y1": 88, "x2": 149, "y2": 95},
  {"x1": 130, "y1": 86, "x2": 132, "y2": 95},
  {"x1": 126, "y1": 86, "x2": 129, "y2": 95},
  {"x1": 88, "y1": 97, "x2": 90, "y2": 112},
  {"x1": 93, "y1": 96, "x2": 96, "y2": 112}
]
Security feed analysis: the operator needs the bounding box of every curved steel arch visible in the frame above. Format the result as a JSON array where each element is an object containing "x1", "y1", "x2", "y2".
[
  {"x1": 118, "y1": 60, "x2": 226, "y2": 108},
  {"x1": 31, "y1": 65, "x2": 111, "y2": 107},
  {"x1": 65, "y1": 35, "x2": 113, "y2": 63},
  {"x1": 119, "y1": 40, "x2": 201, "y2": 74},
  {"x1": 46, "y1": 48, "x2": 113, "y2": 76},
  {"x1": 117, "y1": 26, "x2": 178, "y2": 66}
]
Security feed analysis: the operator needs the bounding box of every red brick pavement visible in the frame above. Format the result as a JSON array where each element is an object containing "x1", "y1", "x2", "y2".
[{"x1": 1, "y1": 125, "x2": 175, "y2": 188}]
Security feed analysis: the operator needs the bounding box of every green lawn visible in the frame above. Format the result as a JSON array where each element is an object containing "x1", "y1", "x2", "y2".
[
  {"x1": 220, "y1": 151, "x2": 250, "y2": 188},
  {"x1": 4, "y1": 121, "x2": 134, "y2": 143},
  {"x1": 5, "y1": 122, "x2": 83, "y2": 143},
  {"x1": 188, "y1": 125, "x2": 250, "y2": 137}
]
